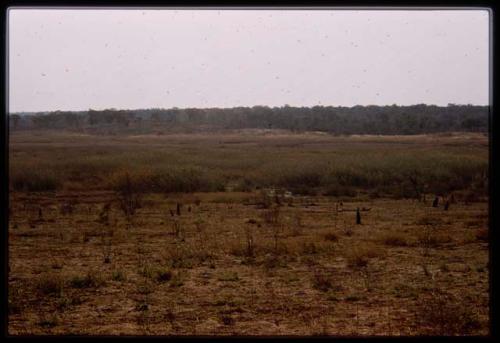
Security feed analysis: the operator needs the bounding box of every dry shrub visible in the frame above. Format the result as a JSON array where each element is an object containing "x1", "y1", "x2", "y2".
[
  {"x1": 416, "y1": 230, "x2": 453, "y2": 248},
  {"x1": 69, "y1": 271, "x2": 105, "y2": 289},
  {"x1": 475, "y1": 228, "x2": 488, "y2": 242},
  {"x1": 379, "y1": 231, "x2": 409, "y2": 247},
  {"x1": 416, "y1": 215, "x2": 444, "y2": 227},
  {"x1": 35, "y1": 274, "x2": 64, "y2": 296},
  {"x1": 415, "y1": 291, "x2": 482, "y2": 335},
  {"x1": 11, "y1": 168, "x2": 61, "y2": 192},
  {"x1": 302, "y1": 242, "x2": 319, "y2": 255},
  {"x1": 311, "y1": 271, "x2": 336, "y2": 292},
  {"x1": 323, "y1": 231, "x2": 339, "y2": 242},
  {"x1": 111, "y1": 171, "x2": 143, "y2": 220},
  {"x1": 163, "y1": 242, "x2": 211, "y2": 269},
  {"x1": 261, "y1": 206, "x2": 281, "y2": 225},
  {"x1": 345, "y1": 243, "x2": 384, "y2": 268}
]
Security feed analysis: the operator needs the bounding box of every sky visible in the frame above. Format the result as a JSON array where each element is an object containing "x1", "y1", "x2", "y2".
[{"x1": 8, "y1": 9, "x2": 490, "y2": 112}]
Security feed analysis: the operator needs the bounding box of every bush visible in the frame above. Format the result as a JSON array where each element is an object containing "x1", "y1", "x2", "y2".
[
  {"x1": 416, "y1": 231, "x2": 453, "y2": 248},
  {"x1": 108, "y1": 167, "x2": 225, "y2": 196},
  {"x1": 311, "y1": 272, "x2": 334, "y2": 292},
  {"x1": 11, "y1": 169, "x2": 60, "y2": 192},
  {"x1": 69, "y1": 271, "x2": 104, "y2": 289},
  {"x1": 416, "y1": 291, "x2": 482, "y2": 335},
  {"x1": 112, "y1": 270, "x2": 126, "y2": 282},
  {"x1": 476, "y1": 228, "x2": 488, "y2": 242},
  {"x1": 323, "y1": 184, "x2": 357, "y2": 197},
  {"x1": 324, "y1": 231, "x2": 339, "y2": 242},
  {"x1": 155, "y1": 268, "x2": 173, "y2": 283},
  {"x1": 379, "y1": 232, "x2": 409, "y2": 247},
  {"x1": 36, "y1": 274, "x2": 63, "y2": 296},
  {"x1": 345, "y1": 243, "x2": 383, "y2": 268}
]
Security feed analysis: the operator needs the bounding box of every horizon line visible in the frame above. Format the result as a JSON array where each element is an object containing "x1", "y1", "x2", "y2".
[{"x1": 9, "y1": 102, "x2": 490, "y2": 114}]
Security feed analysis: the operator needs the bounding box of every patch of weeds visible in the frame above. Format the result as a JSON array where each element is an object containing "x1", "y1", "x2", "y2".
[
  {"x1": 416, "y1": 215, "x2": 444, "y2": 227},
  {"x1": 300, "y1": 255, "x2": 318, "y2": 267},
  {"x1": 169, "y1": 271, "x2": 185, "y2": 288},
  {"x1": 135, "y1": 300, "x2": 149, "y2": 312},
  {"x1": 155, "y1": 268, "x2": 173, "y2": 283},
  {"x1": 136, "y1": 280, "x2": 155, "y2": 295},
  {"x1": 342, "y1": 227, "x2": 354, "y2": 237},
  {"x1": 311, "y1": 271, "x2": 334, "y2": 292},
  {"x1": 112, "y1": 269, "x2": 127, "y2": 282},
  {"x1": 35, "y1": 274, "x2": 64, "y2": 297},
  {"x1": 345, "y1": 243, "x2": 383, "y2": 269},
  {"x1": 69, "y1": 271, "x2": 105, "y2": 289},
  {"x1": 38, "y1": 313, "x2": 59, "y2": 328},
  {"x1": 476, "y1": 228, "x2": 488, "y2": 242},
  {"x1": 324, "y1": 231, "x2": 339, "y2": 242},
  {"x1": 164, "y1": 244, "x2": 194, "y2": 269},
  {"x1": 302, "y1": 242, "x2": 319, "y2": 255},
  {"x1": 138, "y1": 264, "x2": 157, "y2": 279},
  {"x1": 326, "y1": 291, "x2": 340, "y2": 302},
  {"x1": 393, "y1": 283, "x2": 419, "y2": 299},
  {"x1": 476, "y1": 264, "x2": 486, "y2": 273},
  {"x1": 56, "y1": 295, "x2": 82, "y2": 311},
  {"x1": 8, "y1": 290, "x2": 23, "y2": 315},
  {"x1": 415, "y1": 291, "x2": 482, "y2": 335},
  {"x1": 439, "y1": 263, "x2": 450, "y2": 273},
  {"x1": 263, "y1": 255, "x2": 288, "y2": 270},
  {"x1": 379, "y1": 232, "x2": 409, "y2": 247},
  {"x1": 417, "y1": 230, "x2": 453, "y2": 248},
  {"x1": 219, "y1": 313, "x2": 235, "y2": 326},
  {"x1": 218, "y1": 271, "x2": 239, "y2": 282},
  {"x1": 213, "y1": 295, "x2": 244, "y2": 307},
  {"x1": 345, "y1": 294, "x2": 364, "y2": 302},
  {"x1": 51, "y1": 260, "x2": 63, "y2": 270}
]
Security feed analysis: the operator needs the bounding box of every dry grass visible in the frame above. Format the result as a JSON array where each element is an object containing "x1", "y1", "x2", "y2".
[{"x1": 7, "y1": 132, "x2": 489, "y2": 336}]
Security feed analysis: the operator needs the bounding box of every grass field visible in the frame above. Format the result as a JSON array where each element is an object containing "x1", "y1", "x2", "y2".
[{"x1": 8, "y1": 130, "x2": 489, "y2": 335}]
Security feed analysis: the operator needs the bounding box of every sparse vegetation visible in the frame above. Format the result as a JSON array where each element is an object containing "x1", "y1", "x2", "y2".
[
  {"x1": 69, "y1": 271, "x2": 105, "y2": 289},
  {"x1": 8, "y1": 131, "x2": 489, "y2": 335},
  {"x1": 35, "y1": 274, "x2": 64, "y2": 297},
  {"x1": 415, "y1": 291, "x2": 482, "y2": 335}
]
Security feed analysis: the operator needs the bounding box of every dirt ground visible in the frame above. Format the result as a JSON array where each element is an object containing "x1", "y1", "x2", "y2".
[{"x1": 8, "y1": 190, "x2": 489, "y2": 335}]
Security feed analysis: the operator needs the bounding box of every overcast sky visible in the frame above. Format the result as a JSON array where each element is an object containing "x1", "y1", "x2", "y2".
[{"x1": 8, "y1": 9, "x2": 490, "y2": 112}]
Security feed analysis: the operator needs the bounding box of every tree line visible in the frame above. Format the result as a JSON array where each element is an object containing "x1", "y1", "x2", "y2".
[{"x1": 9, "y1": 104, "x2": 488, "y2": 135}]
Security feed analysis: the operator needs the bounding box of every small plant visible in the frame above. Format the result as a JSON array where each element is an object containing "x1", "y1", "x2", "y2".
[
  {"x1": 302, "y1": 242, "x2": 318, "y2": 255},
  {"x1": 38, "y1": 313, "x2": 59, "y2": 328},
  {"x1": 380, "y1": 232, "x2": 408, "y2": 247},
  {"x1": 476, "y1": 228, "x2": 488, "y2": 242},
  {"x1": 324, "y1": 231, "x2": 339, "y2": 242},
  {"x1": 155, "y1": 268, "x2": 173, "y2": 283},
  {"x1": 139, "y1": 263, "x2": 157, "y2": 279},
  {"x1": 169, "y1": 271, "x2": 185, "y2": 288},
  {"x1": 345, "y1": 243, "x2": 383, "y2": 269},
  {"x1": 171, "y1": 218, "x2": 182, "y2": 238},
  {"x1": 217, "y1": 271, "x2": 239, "y2": 282},
  {"x1": 69, "y1": 271, "x2": 104, "y2": 289},
  {"x1": 342, "y1": 226, "x2": 353, "y2": 237},
  {"x1": 220, "y1": 313, "x2": 235, "y2": 326},
  {"x1": 244, "y1": 226, "x2": 256, "y2": 258},
  {"x1": 311, "y1": 271, "x2": 333, "y2": 292},
  {"x1": 415, "y1": 291, "x2": 482, "y2": 335},
  {"x1": 112, "y1": 269, "x2": 126, "y2": 282},
  {"x1": 262, "y1": 206, "x2": 281, "y2": 225},
  {"x1": 113, "y1": 171, "x2": 142, "y2": 221},
  {"x1": 51, "y1": 260, "x2": 63, "y2": 270},
  {"x1": 36, "y1": 274, "x2": 63, "y2": 297}
]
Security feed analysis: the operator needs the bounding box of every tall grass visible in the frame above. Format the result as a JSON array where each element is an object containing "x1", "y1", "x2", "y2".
[{"x1": 9, "y1": 133, "x2": 488, "y2": 197}]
